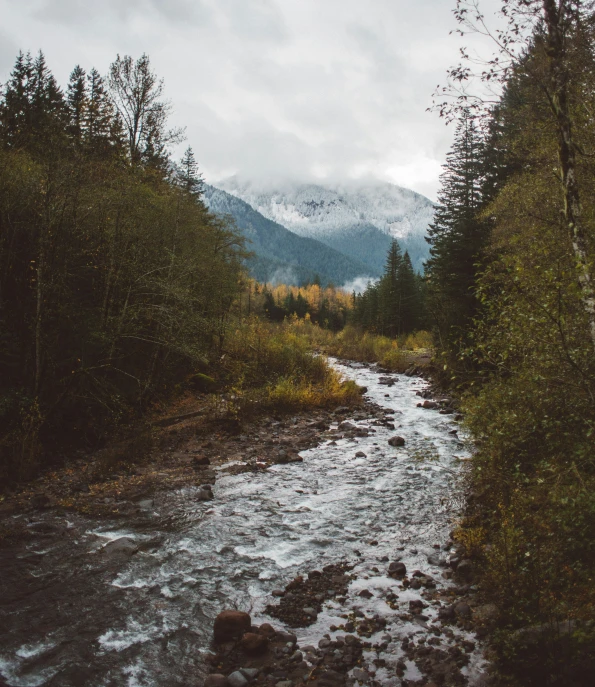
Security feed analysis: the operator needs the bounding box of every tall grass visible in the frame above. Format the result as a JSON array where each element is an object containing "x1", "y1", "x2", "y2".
[{"x1": 213, "y1": 317, "x2": 362, "y2": 418}]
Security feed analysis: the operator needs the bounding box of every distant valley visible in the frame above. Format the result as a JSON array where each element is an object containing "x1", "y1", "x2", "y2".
[{"x1": 204, "y1": 178, "x2": 435, "y2": 285}]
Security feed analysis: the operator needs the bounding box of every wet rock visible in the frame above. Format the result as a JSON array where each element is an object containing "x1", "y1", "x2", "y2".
[
  {"x1": 240, "y1": 632, "x2": 269, "y2": 655},
  {"x1": 455, "y1": 602, "x2": 472, "y2": 619},
  {"x1": 227, "y1": 671, "x2": 249, "y2": 687},
  {"x1": 240, "y1": 668, "x2": 259, "y2": 679},
  {"x1": 271, "y1": 589, "x2": 285, "y2": 597},
  {"x1": 197, "y1": 487, "x2": 214, "y2": 501},
  {"x1": 358, "y1": 589, "x2": 373, "y2": 599},
  {"x1": 214, "y1": 610, "x2": 251, "y2": 642},
  {"x1": 193, "y1": 455, "x2": 211, "y2": 466},
  {"x1": 388, "y1": 436, "x2": 405, "y2": 447},
  {"x1": 354, "y1": 451, "x2": 366, "y2": 458},
  {"x1": 422, "y1": 400, "x2": 439, "y2": 409},
  {"x1": 204, "y1": 675, "x2": 228, "y2": 687},
  {"x1": 388, "y1": 561, "x2": 407, "y2": 578},
  {"x1": 258, "y1": 623, "x2": 277, "y2": 638},
  {"x1": 427, "y1": 553, "x2": 446, "y2": 567},
  {"x1": 438, "y1": 605, "x2": 456, "y2": 622},
  {"x1": 102, "y1": 537, "x2": 139, "y2": 556},
  {"x1": 455, "y1": 559, "x2": 474, "y2": 581}
]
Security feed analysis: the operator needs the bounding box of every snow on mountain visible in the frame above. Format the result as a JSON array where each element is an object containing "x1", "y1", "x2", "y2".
[{"x1": 215, "y1": 177, "x2": 435, "y2": 274}]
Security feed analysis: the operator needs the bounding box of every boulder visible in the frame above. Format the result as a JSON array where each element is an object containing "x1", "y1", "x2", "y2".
[
  {"x1": 102, "y1": 537, "x2": 139, "y2": 557},
  {"x1": 227, "y1": 671, "x2": 249, "y2": 687},
  {"x1": 455, "y1": 602, "x2": 472, "y2": 619},
  {"x1": 388, "y1": 561, "x2": 407, "y2": 578},
  {"x1": 240, "y1": 632, "x2": 269, "y2": 655},
  {"x1": 214, "y1": 610, "x2": 251, "y2": 643},
  {"x1": 422, "y1": 400, "x2": 439, "y2": 409},
  {"x1": 193, "y1": 455, "x2": 210, "y2": 466},
  {"x1": 455, "y1": 559, "x2": 474, "y2": 582},
  {"x1": 388, "y1": 436, "x2": 405, "y2": 447},
  {"x1": 258, "y1": 623, "x2": 277, "y2": 638},
  {"x1": 427, "y1": 553, "x2": 446, "y2": 567}
]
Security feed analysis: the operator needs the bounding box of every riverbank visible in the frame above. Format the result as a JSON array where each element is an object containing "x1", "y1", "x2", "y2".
[{"x1": 0, "y1": 359, "x2": 491, "y2": 687}]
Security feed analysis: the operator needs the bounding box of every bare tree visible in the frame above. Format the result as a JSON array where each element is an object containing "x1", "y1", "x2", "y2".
[{"x1": 107, "y1": 54, "x2": 184, "y2": 165}]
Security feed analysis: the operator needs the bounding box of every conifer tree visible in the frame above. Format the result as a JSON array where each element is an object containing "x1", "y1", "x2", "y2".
[
  {"x1": 425, "y1": 110, "x2": 486, "y2": 348},
  {"x1": 85, "y1": 68, "x2": 117, "y2": 155},
  {"x1": 67, "y1": 65, "x2": 87, "y2": 143},
  {"x1": 178, "y1": 146, "x2": 204, "y2": 196}
]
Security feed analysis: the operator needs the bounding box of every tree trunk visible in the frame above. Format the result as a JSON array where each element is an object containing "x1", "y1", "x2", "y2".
[{"x1": 543, "y1": 0, "x2": 595, "y2": 348}]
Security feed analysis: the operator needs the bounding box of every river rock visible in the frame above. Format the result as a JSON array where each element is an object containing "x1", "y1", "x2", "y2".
[
  {"x1": 240, "y1": 632, "x2": 269, "y2": 655},
  {"x1": 204, "y1": 675, "x2": 228, "y2": 687},
  {"x1": 388, "y1": 436, "x2": 405, "y2": 447},
  {"x1": 193, "y1": 455, "x2": 210, "y2": 466},
  {"x1": 102, "y1": 537, "x2": 139, "y2": 556},
  {"x1": 227, "y1": 671, "x2": 249, "y2": 687},
  {"x1": 455, "y1": 559, "x2": 474, "y2": 581},
  {"x1": 455, "y1": 602, "x2": 472, "y2": 619},
  {"x1": 355, "y1": 451, "x2": 367, "y2": 458},
  {"x1": 388, "y1": 561, "x2": 407, "y2": 577},
  {"x1": 197, "y1": 487, "x2": 214, "y2": 501},
  {"x1": 428, "y1": 553, "x2": 446, "y2": 567},
  {"x1": 422, "y1": 400, "x2": 439, "y2": 409},
  {"x1": 214, "y1": 610, "x2": 251, "y2": 642},
  {"x1": 258, "y1": 623, "x2": 277, "y2": 638}
]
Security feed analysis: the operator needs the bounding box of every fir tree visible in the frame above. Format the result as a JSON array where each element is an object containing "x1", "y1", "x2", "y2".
[
  {"x1": 178, "y1": 146, "x2": 204, "y2": 196},
  {"x1": 67, "y1": 65, "x2": 87, "y2": 143},
  {"x1": 425, "y1": 110, "x2": 487, "y2": 348}
]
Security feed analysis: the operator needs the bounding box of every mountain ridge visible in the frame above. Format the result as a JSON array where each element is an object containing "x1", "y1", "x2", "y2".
[
  {"x1": 216, "y1": 176, "x2": 435, "y2": 273},
  {"x1": 203, "y1": 184, "x2": 376, "y2": 286}
]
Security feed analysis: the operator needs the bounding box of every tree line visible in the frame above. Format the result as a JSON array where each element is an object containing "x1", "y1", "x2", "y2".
[
  {"x1": 427, "y1": 1, "x2": 595, "y2": 684},
  {"x1": 0, "y1": 51, "x2": 244, "y2": 482},
  {"x1": 350, "y1": 241, "x2": 426, "y2": 336}
]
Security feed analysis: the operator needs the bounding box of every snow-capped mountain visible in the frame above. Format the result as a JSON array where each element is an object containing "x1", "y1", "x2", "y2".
[{"x1": 216, "y1": 177, "x2": 435, "y2": 274}]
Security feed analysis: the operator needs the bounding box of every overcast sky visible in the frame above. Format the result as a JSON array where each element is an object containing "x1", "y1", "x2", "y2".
[{"x1": 0, "y1": 0, "x2": 503, "y2": 200}]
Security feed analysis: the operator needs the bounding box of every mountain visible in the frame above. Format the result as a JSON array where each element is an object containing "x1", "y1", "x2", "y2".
[
  {"x1": 216, "y1": 177, "x2": 435, "y2": 273},
  {"x1": 202, "y1": 185, "x2": 375, "y2": 286}
]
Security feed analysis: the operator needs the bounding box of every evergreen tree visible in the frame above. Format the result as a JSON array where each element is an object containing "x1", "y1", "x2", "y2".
[
  {"x1": 85, "y1": 68, "x2": 118, "y2": 155},
  {"x1": 178, "y1": 146, "x2": 204, "y2": 196},
  {"x1": 67, "y1": 65, "x2": 87, "y2": 143},
  {"x1": 425, "y1": 110, "x2": 486, "y2": 348},
  {"x1": 0, "y1": 51, "x2": 34, "y2": 148}
]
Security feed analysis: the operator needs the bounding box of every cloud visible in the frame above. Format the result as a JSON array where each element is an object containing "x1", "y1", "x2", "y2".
[
  {"x1": 0, "y1": 0, "x2": 505, "y2": 200},
  {"x1": 342, "y1": 276, "x2": 377, "y2": 295}
]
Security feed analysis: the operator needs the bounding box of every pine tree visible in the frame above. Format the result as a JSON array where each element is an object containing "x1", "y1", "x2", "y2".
[
  {"x1": 178, "y1": 146, "x2": 204, "y2": 196},
  {"x1": 85, "y1": 68, "x2": 117, "y2": 155},
  {"x1": 67, "y1": 65, "x2": 87, "y2": 143},
  {"x1": 425, "y1": 110, "x2": 486, "y2": 348},
  {"x1": 0, "y1": 51, "x2": 34, "y2": 148},
  {"x1": 397, "y1": 251, "x2": 419, "y2": 334}
]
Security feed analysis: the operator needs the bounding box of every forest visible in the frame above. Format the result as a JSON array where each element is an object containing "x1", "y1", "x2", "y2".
[
  {"x1": 0, "y1": 52, "x2": 246, "y2": 481},
  {"x1": 425, "y1": 1, "x2": 595, "y2": 683},
  {"x1": 1, "y1": 1, "x2": 595, "y2": 684}
]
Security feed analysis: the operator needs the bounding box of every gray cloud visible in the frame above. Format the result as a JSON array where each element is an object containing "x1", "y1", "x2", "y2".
[{"x1": 0, "y1": 0, "x2": 504, "y2": 200}]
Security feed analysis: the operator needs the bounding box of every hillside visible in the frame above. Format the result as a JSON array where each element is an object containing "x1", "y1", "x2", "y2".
[
  {"x1": 203, "y1": 184, "x2": 375, "y2": 285},
  {"x1": 216, "y1": 177, "x2": 435, "y2": 273}
]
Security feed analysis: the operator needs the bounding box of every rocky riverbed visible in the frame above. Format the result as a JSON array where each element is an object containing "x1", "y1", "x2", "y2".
[{"x1": 0, "y1": 360, "x2": 491, "y2": 687}]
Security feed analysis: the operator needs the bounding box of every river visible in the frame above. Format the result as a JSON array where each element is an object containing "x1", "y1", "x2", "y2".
[{"x1": 0, "y1": 360, "x2": 485, "y2": 687}]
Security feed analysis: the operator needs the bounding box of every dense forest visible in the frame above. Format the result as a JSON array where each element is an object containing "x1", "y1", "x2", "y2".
[
  {"x1": 0, "y1": 52, "x2": 245, "y2": 482},
  {"x1": 427, "y1": 1, "x2": 595, "y2": 683}
]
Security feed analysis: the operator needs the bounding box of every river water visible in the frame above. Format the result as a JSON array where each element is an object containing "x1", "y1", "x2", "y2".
[{"x1": 0, "y1": 360, "x2": 480, "y2": 687}]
